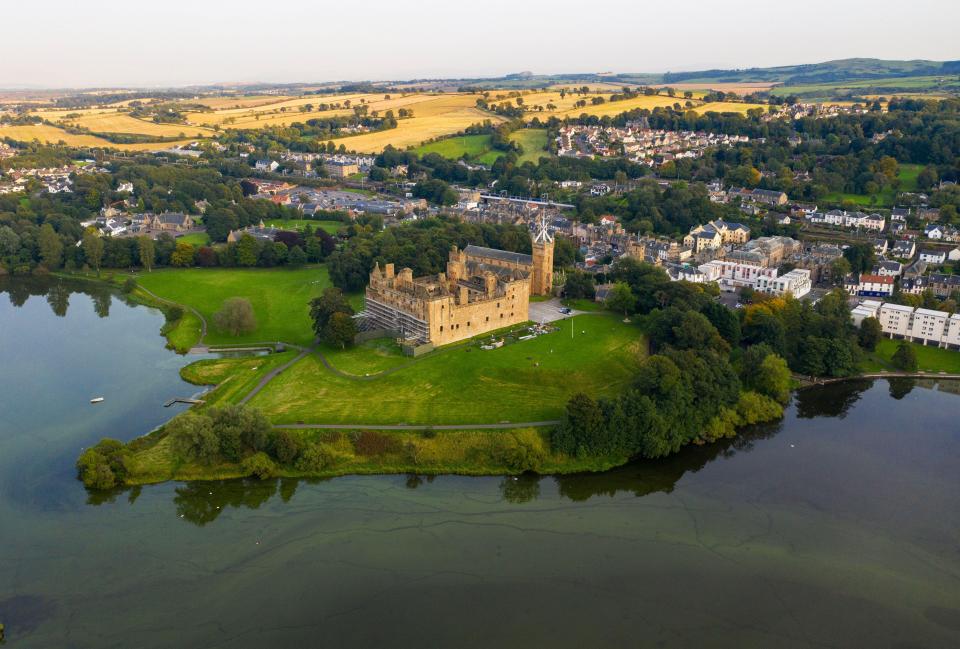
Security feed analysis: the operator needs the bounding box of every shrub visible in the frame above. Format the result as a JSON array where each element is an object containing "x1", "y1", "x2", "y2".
[
  {"x1": 242, "y1": 452, "x2": 276, "y2": 480},
  {"x1": 166, "y1": 305, "x2": 184, "y2": 322},
  {"x1": 122, "y1": 276, "x2": 138, "y2": 294},
  {"x1": 295, "y1": 443, "x2": 335, "y2": 471},
  {"x1": 272, "y1": 429, "x2": 304, "y2": 465},
  {"x1": 351, "y1": 430, "x2": 403, "y2": 456},
  {"x1": 493, "y1": 430, "x2": 547, "y2": 472}
]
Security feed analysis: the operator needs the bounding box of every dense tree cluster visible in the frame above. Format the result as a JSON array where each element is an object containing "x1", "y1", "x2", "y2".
[{"x1": 553, "y1": 257, "x2": 790, "y2": 461}]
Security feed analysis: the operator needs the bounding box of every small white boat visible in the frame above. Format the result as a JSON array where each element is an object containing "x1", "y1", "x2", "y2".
[{"x1": 90, "y1": 397, "x2": 105, "y2": 404}]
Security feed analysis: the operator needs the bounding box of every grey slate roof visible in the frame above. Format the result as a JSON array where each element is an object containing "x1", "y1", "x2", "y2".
[{"x1": 464, "y1": 245, "x2": 532, "y2": 266}]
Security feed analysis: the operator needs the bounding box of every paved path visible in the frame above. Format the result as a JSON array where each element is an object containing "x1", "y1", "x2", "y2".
[
  {"x1": 528, "y1": 297, "x2": 586, "y2": 323},
  {"x1": 797, "y1": 371, "x2": 960, "y2": 386},
  {"x1": 275, "y1": 420, "x2": 563, "y2": 430},
  {"x1": 239, "y1": 345, "x2": 315, "y2": 405}
]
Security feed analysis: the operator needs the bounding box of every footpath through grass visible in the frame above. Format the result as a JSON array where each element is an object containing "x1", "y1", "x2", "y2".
[
  {"x1": 862, "y1": 338, "x2": 960, "y2": 374},
  {"x1": 249, "y1": 313, "x2": 645, "y2": 425},
  {"x1": 134, "y1": 266, "x2": 351, "y2": 347}
]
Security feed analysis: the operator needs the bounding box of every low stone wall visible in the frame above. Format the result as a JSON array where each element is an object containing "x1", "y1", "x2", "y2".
[
  {"x1": 354, "y1": 328, "x2": 399, "y2": 344},
  {"x1": 402, "y1": 341, "x2": 434, "y2": 357}
]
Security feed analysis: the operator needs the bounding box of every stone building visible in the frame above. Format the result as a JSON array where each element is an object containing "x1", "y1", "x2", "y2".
[{"x1": 363, "y1": 227, "x2": 553, "y2": 346}]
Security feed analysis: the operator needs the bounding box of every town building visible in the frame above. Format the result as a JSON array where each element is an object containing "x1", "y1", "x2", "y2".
[
  {"x1": 753, "y1": 268, "x2": 812, "y2": 298},
  {"x1": 683, "y1": 219, "x2": 750, "y2": 253}
]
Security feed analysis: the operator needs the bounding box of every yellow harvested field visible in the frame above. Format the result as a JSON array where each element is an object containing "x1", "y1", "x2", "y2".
[
  {"x1": 54, "y1": 112, "x2": 214, "y2": 138},
  {"x1": 691, "y1": 102, "x2": 767, "y2": 114},
  {"x1": 0, "y1": 124, "x2": 200, "y2": 151},
  {"x1": 191, "y1": 95, "x2": 294, "y2": 110},
  {"x1": 334, "y1": 95, "x2": 504, "y2": 152},
  {"x1": 554, "y1": 94, "x2": 686, "y2": 118}
]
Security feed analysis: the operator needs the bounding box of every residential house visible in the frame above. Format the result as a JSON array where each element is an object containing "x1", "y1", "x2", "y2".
[
  {"x1": 255, "y1": 159, "x2": 279, "y2": 173},
  {"x1": 845, "y1": 273, "x2": 895, "y2": 297},
  {"x1": 891, "y1": 240, "x2": 916, "y2": 259},
  {"x1": 875, "y1": 260, "x2": 903, "y2": 277},
  {"x1": 919, "y1": 249, "x2": 947, "y2": 265}
]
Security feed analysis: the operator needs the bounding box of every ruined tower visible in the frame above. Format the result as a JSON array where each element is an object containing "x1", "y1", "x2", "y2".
[{"x1": 531, "y1": 213, "x2": 554, "y2": 296}]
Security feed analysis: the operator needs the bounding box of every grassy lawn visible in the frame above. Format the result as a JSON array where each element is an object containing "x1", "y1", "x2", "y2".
[
  {"x1": 823, "y1": 163, "x2": 922, "y2": 208},
  {"x1": 262, "y1": 219, "x2": 344, "y2": 235},
  {"x1": 162, "y1": 310, "x2": 204, "y2": 352},
  {"x1": 862, "y1": 338, "x2": 960, "y2": 374},
  {"x1": 562, "y1": 298, "x2": 604, "y2": 312},
  {"x1": 175, "y1": 232, "x2": 210, "y2": 247},
  {"x1": 181, "y1": 351, "x2": 299, "y2": 407},
  {"x1": 134, "y1": 266, "x2": 340, "y2": 347},
  {"x1": 413, "y1": 134, "x2": 492, "y2": 159},
  {"x1": 510, "y1": 128, "x2": 550, "y2": 164},
  {"x1": 248, "y1": 313, "x2": 645, "y2": 425},
  {"x1": 319, "y1": 337, "x2": 409, "y2": 376},
  {"x1": 415, "y1": 129, "x2": 551, "y2": 166}
]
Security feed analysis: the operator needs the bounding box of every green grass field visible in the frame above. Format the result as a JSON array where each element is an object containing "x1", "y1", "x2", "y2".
[
  {"x1": 175, "y1": 232, "x2": 210, "y2": 247},
  {"x1": 824, "y1": 163, "x2": 922, "y2": 208},
  {"x1": 862, "y1": 338, "x2": 960, "y2": 374},
  {"x1": 413, "y1": 134, "x2": 492, "y2": 159},
  {"x1": 248, "y1": 314, "x2": 645, "y2": 425},
  {"x1": 415, "y1": 129, "x2": 550, "y2": 166},
  {"x1": 262, "y1": 219, "x2": 344, "y2": 235},
  {"x1": 134, "y1": 266, "x2": 349, "y2": 347}
]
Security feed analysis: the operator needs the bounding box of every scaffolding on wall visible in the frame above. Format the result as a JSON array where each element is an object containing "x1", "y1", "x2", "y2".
[{"x1": 361, "y1": 297, "x2": 431, "y2": 344}]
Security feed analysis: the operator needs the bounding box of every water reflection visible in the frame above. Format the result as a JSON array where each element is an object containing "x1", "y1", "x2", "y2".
[
  {"x1": 1, "y1": 275, "x2": 119, "y2": 318},
  {"x1": 80, "y1": 419, "x2": 790, "y2": 525},
  {"x1": 794, "y1": 379, "x2": 872, "y2": 418}
]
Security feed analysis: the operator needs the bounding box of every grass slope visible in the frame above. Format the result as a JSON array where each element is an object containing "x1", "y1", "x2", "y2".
[
  {"x1": 134, "y1": 266, "x2": 339, "y2": 347},
  {"x1": 249, "y1": 314, "x2": 645, "y2": 425}
]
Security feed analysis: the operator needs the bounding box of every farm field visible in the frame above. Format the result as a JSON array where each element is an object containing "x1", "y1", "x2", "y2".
[
  {"x1": 53, "y1": 112, "x2": 214, "y2": 138},
  {"x1": 414, "y1": 134, "x2": 492, "y2": 159},
  {"x1": 0, "y1": 123, "x2": 200, "y2": 151},
  {"x1": 174, "y1": 232, "x2": 211, "y2": 247},
  {"x1": 653, "y1": 82, "x2": 778, "y2": 95},
  {"x1": 333, "y1": 94, "x2": 504, "y2": 152},
  {"x1": 415, "y1": 128, "x2": 550, "y2": 165},
  {"x1": 133, "y1": 266, "x2": 355, "y2": 347},
  {"x1": 248, "y1": 313, "x2": 645, "y2": 425},
  {"x1": 770, "y1": 75, "x2": 959, "y2": 99},
  {"x1": 691, "y1": 101, "x2": 767, "y2": 115}
]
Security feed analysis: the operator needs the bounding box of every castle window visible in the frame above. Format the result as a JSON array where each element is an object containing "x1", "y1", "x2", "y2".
[
  {"x1": 497, "y1": 302, "x2": 500, "y2": 308},
  {"x1": 440, "y1": 326, "x2": 444, "y2": 332},
  {"x1": 485, "y1": 316, "x2": 489, "y2": 322}
]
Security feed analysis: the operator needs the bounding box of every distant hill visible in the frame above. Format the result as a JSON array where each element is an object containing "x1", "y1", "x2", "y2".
[{"x1": 661, "y1": 58, "x2": 960, "y2": 85}]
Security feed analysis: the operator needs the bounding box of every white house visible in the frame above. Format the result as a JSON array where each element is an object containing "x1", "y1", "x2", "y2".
[
  {"x1": 753, "y1": 268, "x2": 812, "y2": 298},
  {"x1": 925, "y1": 224, "x2": 944, "y2": 240},
  {"x1": 919, "y1": 249, "x2": 947, "y2": 264}
]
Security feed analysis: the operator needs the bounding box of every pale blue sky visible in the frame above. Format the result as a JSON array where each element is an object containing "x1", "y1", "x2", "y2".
[{"x1": 4, "y1": 0, "x2": 958, "y2": 87}]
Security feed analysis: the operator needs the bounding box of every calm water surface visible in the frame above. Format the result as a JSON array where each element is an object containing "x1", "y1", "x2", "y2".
[{"x1": 1, "y1": 277, "x2": 959, "y2": 648}]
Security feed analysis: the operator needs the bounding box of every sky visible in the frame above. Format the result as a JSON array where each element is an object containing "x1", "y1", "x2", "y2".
[{"x1": 3, "y1": 0, "x2": 958, "y2": 88}]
